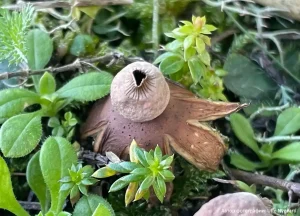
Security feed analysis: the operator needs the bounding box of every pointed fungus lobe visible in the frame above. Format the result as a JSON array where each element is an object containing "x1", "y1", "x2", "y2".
[{"x1": 81, "y1": 62, "x2": 247, "y2": 171}]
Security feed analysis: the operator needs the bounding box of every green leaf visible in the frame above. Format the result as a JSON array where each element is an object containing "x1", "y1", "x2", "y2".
[
  {"x1": 159, "y1": 170, "x2": 175, "y2": 182},
  {"x1": 199, "y1": 50, "x2": 211, "y2": 66},
  {"x1": 0, "y1": 88, "x2": 40, "y2": 123},
  {"x1": 0, "y1": 112, "x2": 42, "y2": 157},
  {"x1": 153, "y1": 175, "x2": 166, "y2": 203},
  {"x1": 183, "y1": 35, "x2": 195, "y2": 51},
  {"x1": 56, "y1": 72, "x2": 113, "y2": 102},
  {"x1": 0, "y1": 156, "x2": 30, "y2": 216},
  {"x1": 57, "y1": 212, "x2": 72, "y2": 216},
  {"x1": 235, "y1": 181, "x2": 255, "y2": 193},
  {"x1": 109, "y1": 174, "x2": 144, "y2": 192},
  {"x1": 204, "y1": 24, "x2": 217, "y2": 32},
  {"x1": 224, "y1": 54, "x2": 277, "y2": 99},
  {"x1": 39, "y1": 72, "x2": 56, "y2": 95},
  {"x1": 73, "y1": 195, "x2": 115, "y2": 216},
  {"x1": 196, "y1": 37, "x2": 205, "y2": 53},
  {"x1": 165, "y1": 40, "x2": 182, "y2": 51},
  {"x1": 92, "y1": 167, "x2": 117, "y2": 178},
  {"x1": 134, "y1": 188, "x2": 149, "y2": 201},
  {"x1": 272, "y1": 142, "x2": 300, "y2": 162},
  {"x1": 188, "y1": 58, "x2": 205, "y2": 83},
  {"x1": 230, "y1": 113, "x2": 260, "y2": 155},
  {"x1": 229, "y1": 152, "x2": 263, "y2": 171},
  {"x1": 144, "y1": 151, "x2": 154, "y2": 165},
  {"x1": 177, "y1": 25, "x2": 193, "y2": 35},
  {"x1": 26, "y1": 151, "x2": 50, "y2": 214},
  {"x1": 26, "y1": 29, "x2": 53, "y2": 90},
  {"x1": 274, "y1": 107, "x2": 300, "y2": 136},
  {"x1": 70, "y1": 185, "x2": 80, "y2": 205},
  {"x1": 108, "y1": 162, "x2": 141, "y2": 173},
  {"x1": 77, "y1": 6, "x2": 101, "y2": 19},
  {"x1": 159, "y1": 55, "x2": 184, "y2": 75},
  {"x1": 48, "y1": 117, "x2": 60, "y2": 128},
  {"x1": 70, "y1": 34, "x2": 95, "y2": 57},
  {"x1": 153, "y1": 52, "x2": 174, "y2": 65},
  {"x1": 60, "y1": 182, "x2": 74, "y2": 191},
  {"x1": 27, "y1": 29, "x2": 53, "y2": 69},
  {"x1": 109, "y1": 178, "x2": 130, "y2": 192},
  {"x1": 92, "y1": 203, "x2": 114, "y2": 216},
  {"x1": 78, "y1": 184, "x2": 88, "y2": 195},
  {"x1": 160, "y1": 155, "x2": 174, "y2": 167},
  {"x1": 139, "y1": 176, "x2": 154, "y2": 191},
  {"x1": 131, "y1": 168, "x2": 151, "y2": 175},
  {"x1": 40, "y1": 137, "x2": 77, "y2": 214},
  {"x1": 134, "y1": 147, "x2": 149, "y2": 167},
  {"x1": 184, "y1": 46, "x2": 196, "y2": 61},
  {"x1": 154, "y1": 145, "x2": 162, "y2": 161},
  {"x1": 107, "y1": 163, "x2": 131, "y2": 173},
  {"x1": 119, "y1": 161, "x2": 141, "y2": 172}
]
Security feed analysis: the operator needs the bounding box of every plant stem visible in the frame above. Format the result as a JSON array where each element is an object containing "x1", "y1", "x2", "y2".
[
  {"x1": 226, "y1": 11, "x2": 300, "y2": 84},
  {"x1": 255, "y1": 135, "x2": 300, "y2": 143},
  {"x1": 249, "y1": 103, "x2": 289, "y2": 121},
  {"x1": 0, "y1": 53, "x2": 144, "y2": 81},
  {"x1": 2, "y1": 0, "x2": 133, "y2": 10},
  {"x1": 152, "y1": 0, "x2": 160, "y2": 58},
  {"x1": 229, "y1": 168, "x2": 300, "y2": 197}
]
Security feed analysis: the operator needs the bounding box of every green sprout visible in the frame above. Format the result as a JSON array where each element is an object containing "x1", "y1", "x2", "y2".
[
  {"x1": 92, "y1": 140, "x2": 175, "y2": 206},
  {"x1": 60, "y1": 164, "x2": 98, "y2": 205},
  {"x1": 154, "y1": 16, "x2": 227, "y2": 101},
  {"x1": 48, "y1": 111, "x2": 78, "y2": 140},
  {"x1": 167, "y1": 15, "x2": 217, "y2": 63}
]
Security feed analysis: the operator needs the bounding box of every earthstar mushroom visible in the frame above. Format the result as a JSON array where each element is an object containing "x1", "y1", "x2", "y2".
[
  {"x1": 110, "y1": 62, "x2": 170, "y2": 122},
  {"x1": 81, "y1": 62, "x2": 247, "y2": 171}
]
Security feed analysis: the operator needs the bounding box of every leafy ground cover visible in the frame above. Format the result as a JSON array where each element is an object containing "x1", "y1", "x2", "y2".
[{"x1": 1, "y1": 0, "x2": 300, "y2": 215}]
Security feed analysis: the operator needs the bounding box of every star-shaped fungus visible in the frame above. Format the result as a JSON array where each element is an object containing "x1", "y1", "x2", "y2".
[{"x1": 81, "y1": 62, "x2": 247, "y2": 171}]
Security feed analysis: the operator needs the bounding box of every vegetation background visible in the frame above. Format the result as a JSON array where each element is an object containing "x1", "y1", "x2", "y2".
[{"x1": 1, "y1": 0, "x2": 300, "y2": 215}]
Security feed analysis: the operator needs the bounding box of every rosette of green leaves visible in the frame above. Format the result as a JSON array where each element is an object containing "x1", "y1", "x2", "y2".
[
  {"x1": 48, "y1": 111, "x2": 78, "y2": 140},
  {"x1": 0, "y1": 71, "x2": 113, "y2": 158},
  {"x1": 92, "y1": 140, "x2": 175, "y2": 206},
  {"x1": 154, "y1": 16, "x2": 227, "y2": 101},
  {"x1": 60, "y1": 164, "x2": 98, "y2": 205}
]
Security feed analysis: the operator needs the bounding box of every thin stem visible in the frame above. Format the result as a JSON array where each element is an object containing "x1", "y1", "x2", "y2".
[
  {"x1": 2, "y1": 0, "x2": 133, "y2": 10},
  {"x1": 255, "y1": 135, "x2": 300, "y2": 143},
  {"x1": 0, "y1": 52, "x2": 143, "y2": 81},
  {"x1": 249, "y1": 103, "x2": 289, "y2": 121},
  {"x1": 226, "y1": 12, "x2": 300, "y2": 84},
  {"x1": 152, "y1": 0, "x2": 159, "y2": 58}
]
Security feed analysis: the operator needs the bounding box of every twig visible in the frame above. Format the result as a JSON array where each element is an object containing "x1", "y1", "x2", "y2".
[
  {"x1": 249, "y1": 103, "x2": 289, "y2": 121},
  {"x1": 12, "y1": 172, "x2": 26, "y2": 176},
  {"x1": 2, "y1": 0, "x2": 133, "y2": 10},
  {"x1": 48, "y1": 19, "x2": 77, "y2": 34},
  {"x1": 19, "y1": 201, "x2": 41, "y2": 211},
  {"x1": 211, "y1": 29, "x2": 238, "y2": 44},
  {"x1": 152, "y1": 0, "x2": 159, "y2": 58},
  {"x1": 0, "y1": 52, "x2": 143, "y2": 81},
  {"x1": 255, "y1": 135, "x2": 300, "y2": 143},
  {"x1": 229, "y1": 168, "x2": 300, "y2": 201}
]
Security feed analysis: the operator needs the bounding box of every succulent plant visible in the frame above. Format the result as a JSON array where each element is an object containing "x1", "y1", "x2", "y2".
[
  {"x1": 92, "y1": 140, "x2": 175, "y2": 205},
  {"x1": 81, "y1": 62, "x2": 246, "y2": 171}
]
